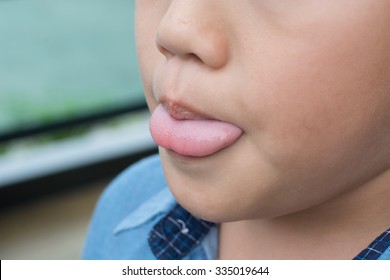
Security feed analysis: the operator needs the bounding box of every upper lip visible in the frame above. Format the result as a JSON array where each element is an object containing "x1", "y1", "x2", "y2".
[{"x1": 160, "y1": 98, "x2": 215, "y2": 121}]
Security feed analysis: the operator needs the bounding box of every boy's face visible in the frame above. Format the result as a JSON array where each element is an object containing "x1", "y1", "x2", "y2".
[{"x1": 136, "y1": 1, "x2": 390, "y2": 222}]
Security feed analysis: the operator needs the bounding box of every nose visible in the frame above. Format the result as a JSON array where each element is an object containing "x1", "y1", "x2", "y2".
[{"x1": 155, "y1": 0, "x2": 230, "y2": 69}]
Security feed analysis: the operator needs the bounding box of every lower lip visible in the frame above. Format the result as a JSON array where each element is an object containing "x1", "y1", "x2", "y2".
[{"x1": 149, "y1": 104, "x2": 243, "y2": 157}]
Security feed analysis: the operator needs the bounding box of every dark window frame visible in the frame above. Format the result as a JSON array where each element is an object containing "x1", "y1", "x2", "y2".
[{"x1": 0, "y1": 101, "x2": 158, "y2": 210}]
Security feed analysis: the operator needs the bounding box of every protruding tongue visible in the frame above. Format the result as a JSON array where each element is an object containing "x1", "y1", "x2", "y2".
[{"x1": 150, "y1": 104, "x2": 243, "y2": 157}]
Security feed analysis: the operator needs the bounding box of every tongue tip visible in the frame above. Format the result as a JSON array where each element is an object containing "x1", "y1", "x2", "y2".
[{"x1": 150, "y1": 104, "x2": 243, "y2": 157}]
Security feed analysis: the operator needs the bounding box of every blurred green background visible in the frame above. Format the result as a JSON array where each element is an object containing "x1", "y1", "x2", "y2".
[
  {"x1": 0, "y1": 0, "x2": 144, "y2": 135},
  {"x1": 0, "y1": 0, "x2": 156, "y2": 259}
]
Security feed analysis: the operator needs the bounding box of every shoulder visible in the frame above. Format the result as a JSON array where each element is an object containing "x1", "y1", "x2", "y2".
[
  {"x1": 93, "y1": 154, "x2": 168, "y2": 221},
  {"x1": 98, "y1": 154, "x2": 167, "y2": 210},
  {"x1": 82, "y1": 154, "x2": 176, "y2": 259}
]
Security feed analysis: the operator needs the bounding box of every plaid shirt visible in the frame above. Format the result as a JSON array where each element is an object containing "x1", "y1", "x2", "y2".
[
  {"x1": 148, "y1": 204, "x2": 215, "y2": 260},
  {"x1": 148, "y1": 203, "x2": 390, "y2": 260},
  {"x1": 354, "y1": 229, "x2": 390, "y2": 260}
]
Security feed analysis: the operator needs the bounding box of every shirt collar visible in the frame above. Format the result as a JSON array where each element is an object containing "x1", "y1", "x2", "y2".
[
  {"x1": 113, "y1": 187, "x2": 176, "y2": 234},
  {"x1": 113, "y1": 186, "x2": 217, "y2": 260},
  {"x1": 148, "y1": 203, "x2": 215, "y2": 260},
  {"x1": 354, "y1": 228, "x2": 390, "y2": 260}
]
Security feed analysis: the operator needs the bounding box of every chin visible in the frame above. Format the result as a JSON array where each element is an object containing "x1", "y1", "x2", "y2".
[
  {"x1": 158, "y1": 145, "x2": 302, "y2": 223},
  {"x1": 162, "y1": 174, "x2": 237, "y2": 223},
  {"x1": 163, "y1": 171, "x2": 278, "y2": 223}
]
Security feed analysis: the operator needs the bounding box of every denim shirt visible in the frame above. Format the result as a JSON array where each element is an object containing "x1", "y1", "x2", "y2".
[
  {"x1": 83, "y1": 154, "x2": 217, "y2": 260},
  {"x1": 82, "y1": 155, "x2": 390, "y2": 260}
]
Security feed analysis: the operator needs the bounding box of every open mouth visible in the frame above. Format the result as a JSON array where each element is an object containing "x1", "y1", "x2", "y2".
[{"x1": 149, "y1": 104, "x2": 243, "y2": 157}]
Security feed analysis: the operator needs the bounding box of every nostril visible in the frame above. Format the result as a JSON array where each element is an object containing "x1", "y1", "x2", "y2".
[
  {"x1": 156, "y1": 34, "x2": 203, "y2": 64},
  {"x1": 156, "y1": 37, "x2": 174, "y2": 59},
  {"x1": 156, "y1": 32, "x2": 228, "y2": 68}
]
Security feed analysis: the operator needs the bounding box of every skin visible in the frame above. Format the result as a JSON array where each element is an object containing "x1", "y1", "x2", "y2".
[{"x1": 135, "y1": 0, "x2": 390, "y2": 259}]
